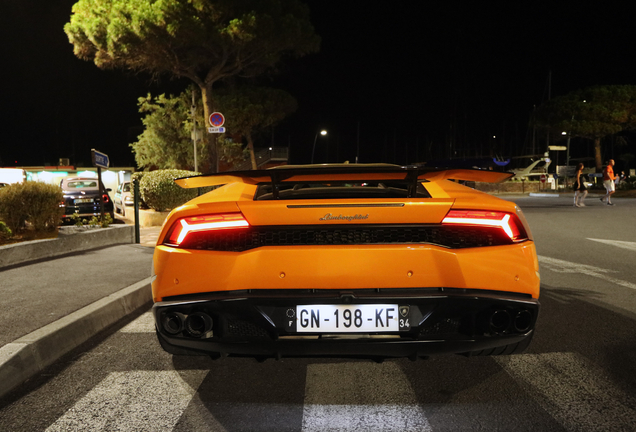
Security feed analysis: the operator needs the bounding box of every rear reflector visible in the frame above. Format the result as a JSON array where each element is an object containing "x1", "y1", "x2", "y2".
[
  {"x1": 166, "y1": 213, "x2": 249, "y2": 246},
  {"x1": 442, "y1": 210, "x2": 525, "y2": 241}
]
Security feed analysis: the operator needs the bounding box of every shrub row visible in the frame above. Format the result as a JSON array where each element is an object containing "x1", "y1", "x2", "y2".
[
  {"x1": 138, "y1": 169, "x2": 202, "y2": 212},
  {"x1": 0, "y1": 181, "x2": 64, "y2": 233}
]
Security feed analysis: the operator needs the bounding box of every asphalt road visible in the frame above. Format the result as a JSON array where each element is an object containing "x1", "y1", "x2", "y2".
[{"x1": 1, "y1": 196, "x2": 636, "y2": 432}]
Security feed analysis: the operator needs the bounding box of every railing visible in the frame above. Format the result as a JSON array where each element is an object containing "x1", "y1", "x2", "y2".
[{"x1": 233, "y1": 147, "x2": 289, "y2": 171}]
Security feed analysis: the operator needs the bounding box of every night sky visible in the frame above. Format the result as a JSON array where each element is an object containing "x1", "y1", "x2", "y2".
[{"x1": 1, "y1": 1, "x2": 636, "y2": 170}]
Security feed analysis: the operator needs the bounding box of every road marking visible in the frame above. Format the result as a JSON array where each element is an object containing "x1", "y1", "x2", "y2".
[
  {"x1": 301, "y1": 362, "x2": 432, "y2": 431},
  {"x1": 497, "y1": 352, "x2": 636, "y2": 432},
  {"x1": 538, "y1": 255, "x2": 636, "y2": 290},
  {"x1": 119, "y1": 311, "x2": 155, "y2": 333},
  {"x1": 587, "y1": 238, "x2": 636, "y2": 252},
  {"x1": 45, "y1": 370, "x2": 208, "y2": 432}
]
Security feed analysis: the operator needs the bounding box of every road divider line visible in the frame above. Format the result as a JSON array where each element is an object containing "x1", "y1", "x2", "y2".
[
  {"x1": 587, "y1": 238, "x2": 636, "y2": 252},
  {"x1": 301, "y1": 362, "x2": 432, "y2": 431},
  {"x1": 538, "y1": 255, "x2": 636, "y2": 291}
]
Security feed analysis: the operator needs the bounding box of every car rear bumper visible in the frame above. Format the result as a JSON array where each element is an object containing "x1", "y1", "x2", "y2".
[{"x1": 153, "y1": 288, "x2": 539, "y2": 359}]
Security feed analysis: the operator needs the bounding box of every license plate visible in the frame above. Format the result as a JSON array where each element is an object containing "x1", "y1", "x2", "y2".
[
  {"x1": 287, "y1": 304, "x2": 410, "y2": 333},
  {"x1": 74, "y1": 198, "x2": 93, "y2": 204}
]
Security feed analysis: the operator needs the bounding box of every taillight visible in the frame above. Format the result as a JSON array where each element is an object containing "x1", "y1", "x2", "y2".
[
  {"x1": 442, "y1": 210, "x2": 527, "y2": 241},
  {"x1": 165, "y1": 213, "x2": 249, "y2": 246},
  {"x1": 102, "y1": 193, "x2": 110, "y2": 204}
]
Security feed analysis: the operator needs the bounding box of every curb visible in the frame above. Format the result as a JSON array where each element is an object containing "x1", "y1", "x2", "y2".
[
  {"x1": 0, "y1": 277, "x2": 153, "y2": 400},
  {"x1": 0, "y1": 225, "x2": 134, "y2": 269}
]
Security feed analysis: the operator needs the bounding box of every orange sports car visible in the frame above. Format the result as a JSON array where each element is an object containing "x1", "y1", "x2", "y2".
[{"x1": 151, "y1": 164, "x2": 540, "y2": 360}]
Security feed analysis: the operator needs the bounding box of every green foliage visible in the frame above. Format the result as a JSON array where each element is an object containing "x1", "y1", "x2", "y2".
[
  {"x1": 0, "y1": 182, "x2": 64, "y2": 233},
  {"x1": 0, "y1": 221, "x2": 12, "y2": 240},
  {"x1": 216, "y1": 85, "x2": 297, "y2": 168},
  {"x1": 69, "y1": 213, "x2": 87, "y2": 227},
  {"x1": 65, "y1": 0, "x2": 320, "y2": 172},
  {"x1": 535, "y1": 85, "x2": 636, "y2": 170},
  {"x1": 131, "y1": 87, "x2": 207, "y2": 170},
  {"x1": 88, "y1": 213, "x2": 113, "y2": 228},
  {"x1": 217, "y1": 135, "x2": 249, "y2": 168},
  {"x1": 535, "y1": 85, "x2": 636, "y2": 140},
  {"x1": 139, "y1": 169, "x2": 201, "y2": 211}
]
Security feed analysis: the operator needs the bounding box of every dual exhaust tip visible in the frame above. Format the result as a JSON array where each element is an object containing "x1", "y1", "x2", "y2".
[
  {"x1": 162, "y1": 311, "x2": 213, "y2": 338},
  {"x1": 489, "y1": 309, "x2": 532, "y2": 334}
]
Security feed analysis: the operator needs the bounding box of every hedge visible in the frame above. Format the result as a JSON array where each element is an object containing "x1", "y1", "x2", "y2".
[
  {"x1": 0, "y1": 181, "x2": 64, "y2": 233},
  {"x1": 139, "y1": 169, "x2": 201, "y2": 211}
]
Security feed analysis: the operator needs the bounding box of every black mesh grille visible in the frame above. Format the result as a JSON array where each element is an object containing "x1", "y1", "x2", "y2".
[
  {"x1": 226, "y1": 319, "x2": 271, "y2": 338},
  {"x1": 177, "y1": 225, "x2": 511, "y2": 251}
]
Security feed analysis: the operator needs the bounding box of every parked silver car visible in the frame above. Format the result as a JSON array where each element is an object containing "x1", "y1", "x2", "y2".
[{"x1": 114, "y1": 181, "x2": 133, "y2": 217}]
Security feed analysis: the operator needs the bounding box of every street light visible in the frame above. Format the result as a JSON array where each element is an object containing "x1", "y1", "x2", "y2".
[{"x1": 311, "y1": 129, "x2": 327, "y2": 164}]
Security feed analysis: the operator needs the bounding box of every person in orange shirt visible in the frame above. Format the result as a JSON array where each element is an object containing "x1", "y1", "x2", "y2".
[{"x1": 601, "y1": 159, "x2": 616, "y2": 205}]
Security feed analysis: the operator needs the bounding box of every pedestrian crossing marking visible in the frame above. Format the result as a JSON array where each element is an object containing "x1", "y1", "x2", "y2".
[
  {"x1": 301, "y1": 362, "x2": 432, "y2": 431},
  {"x1": 44, "y1": 370, "x2": 208, "y2": 432}
]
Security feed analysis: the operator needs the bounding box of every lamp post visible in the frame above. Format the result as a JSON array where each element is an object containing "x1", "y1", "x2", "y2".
[{"x1": 311, "y1": 129, "x2": 327, "y2": 164}]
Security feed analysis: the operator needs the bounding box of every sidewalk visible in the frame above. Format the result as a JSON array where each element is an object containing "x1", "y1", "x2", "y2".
[{"x1": 0, "y1": 224, "x2": 162, "y2": 400}]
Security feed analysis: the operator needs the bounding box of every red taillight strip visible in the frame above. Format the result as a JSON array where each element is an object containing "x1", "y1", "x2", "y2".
[
  {"x1": 442, "y1": 210, "x2": 523, "y2": 240},
  {"x1": 166, "y1": 213, "x2": 249, "y2": 246}
]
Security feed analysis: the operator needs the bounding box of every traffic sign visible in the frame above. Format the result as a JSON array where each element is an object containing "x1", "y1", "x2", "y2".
[
  {"x1": 209, "y1": 112, "x2": 225, "y2": 127},
  {"x1": 540, "y1": 174, "x2": 546, "y2": 183},
  {"x1": 91, "y1": 149, "x2": 109, "y2": 168},
  {"x1": 208, "y1": 127, "x2": 226, "y2": 133}
]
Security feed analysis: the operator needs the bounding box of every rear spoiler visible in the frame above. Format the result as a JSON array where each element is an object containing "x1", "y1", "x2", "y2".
[{"x1": 174, "y1": 164, "x2": 513, "y2": 197}]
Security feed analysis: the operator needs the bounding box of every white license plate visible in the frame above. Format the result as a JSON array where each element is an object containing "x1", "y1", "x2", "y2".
[
  {"x1": 74, "y1": 198, "x2": 93, "y2": 204},
  {"x1": 292, "y1": 304, "x2": 409, "y2": 333}
]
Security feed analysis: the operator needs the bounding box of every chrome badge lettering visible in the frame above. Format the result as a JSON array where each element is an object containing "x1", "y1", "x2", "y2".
[{"x1": 319, "y1": 213, "x2": 369, "y2": 222}]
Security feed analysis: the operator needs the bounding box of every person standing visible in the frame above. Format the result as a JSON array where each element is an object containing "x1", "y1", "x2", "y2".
[
  {"x1": 601, "y1": 159, "x2": 616, "y2": 205},
  {"x1": 573, "y1": 163, "x2": 587, "y2": 207}
]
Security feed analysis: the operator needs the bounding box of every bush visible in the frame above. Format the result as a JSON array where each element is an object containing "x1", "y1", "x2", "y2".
[
  {"x1": 130, "y1": 171, "x2": 148, "y2": 209},
  {"x1": 0, "y1": 182, "x2": 64, "y2": 233},
  {"x1": 0, "y1": 221, "x2": 12, "y2": 240},
  {"x1": 139, "y1": 169, "x2": 201, "y2": 211}
]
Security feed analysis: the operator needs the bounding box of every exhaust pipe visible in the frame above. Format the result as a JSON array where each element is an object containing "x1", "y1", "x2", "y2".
[
  {"x1": 489, "y1": 309, "x2": 511, "y2": 333},
  {"x1": 513, "y1": 310, "x2": 532, "y2": 333},
  {"x1": 185, "y1": 312, "x2": 213, "y2": 337},
  {"x1": 162, "y1": 312, "x2": 185, "y2": 335}
]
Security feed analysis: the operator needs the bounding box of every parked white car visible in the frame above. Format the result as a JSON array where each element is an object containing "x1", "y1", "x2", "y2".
[{"x1": 114, "y1": 181, "x2": 133, "y2": 217}]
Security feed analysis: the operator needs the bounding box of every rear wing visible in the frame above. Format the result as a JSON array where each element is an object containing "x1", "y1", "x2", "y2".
[{"x1": 174, "y1": 164, "x2": 513, "y2": 198}]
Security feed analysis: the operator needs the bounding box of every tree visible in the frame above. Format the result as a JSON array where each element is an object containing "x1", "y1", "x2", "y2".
[
  {"x1": 131, "y1": 87, "x2": 249, "y2": 170},
  {"x1": 217, "y1": 86, "x2": 297, "y2": 169},
  {"x1": 65, "y1": 0, "x2": 320, "y2": 172},
  {"x1": 535, "y1": 85, "x2": 636, "y2": 171},
  {"x1": 131, "y1": 88, "x2": 206, "y2": 170}
]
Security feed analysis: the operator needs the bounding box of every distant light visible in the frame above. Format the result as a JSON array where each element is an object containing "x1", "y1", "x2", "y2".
[
  {"x1": 562, "y1": 131, "x2": 567, "y2": 135},
  {"x1": 269, "y1": 147, "x2": 273, "y2": 151},
  {"x1": 77, "y1": 170, "x2": 97, "y2": 178},
  {"x1": 321, "y1": 130, "x2": 327, "y2": 136},
  {"x1": 492, "y1": 135, "x2": 496, "y2": 139}
]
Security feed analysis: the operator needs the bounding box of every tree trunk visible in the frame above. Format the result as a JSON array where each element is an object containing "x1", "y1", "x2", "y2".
[
  {"x1": 201, "y1": 84, "x2": 218, "y2": 173},
  {"x1": 247, "y1": 133, "x2": 258, "y2": 170},
  {"x1": 594, "y1": 137, "x2": 602, "y2": 172}
]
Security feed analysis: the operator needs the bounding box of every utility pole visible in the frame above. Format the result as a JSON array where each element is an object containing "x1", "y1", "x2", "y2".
[{"x1": 191, "y1": 91, "x2": 199, "y2": 172}]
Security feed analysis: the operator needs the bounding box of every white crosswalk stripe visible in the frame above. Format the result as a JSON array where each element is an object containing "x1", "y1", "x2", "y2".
[
  {"x1": 45, "y1": 370, "x2": 208, "y2": 432},
  {"x1": 119, "y1": 311, "x2": 156, "y2": 333},
  {"x1": 301, "y1": 362, "x2": 432, "y2": 431},
  {"x1": 496, "y1": 352, "x2": 636, "y2": 432}
]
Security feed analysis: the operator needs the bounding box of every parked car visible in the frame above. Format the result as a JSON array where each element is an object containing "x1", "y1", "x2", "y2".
[
  {"x1": 151, "y1": 164, "x2": 540, "y2": 361},
  {"x1": 114, "y1": 181, "x2": 133, "y2": 217},
  {"x1": 60, "y1": 177, "x2": 114, "y2": 223}
]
